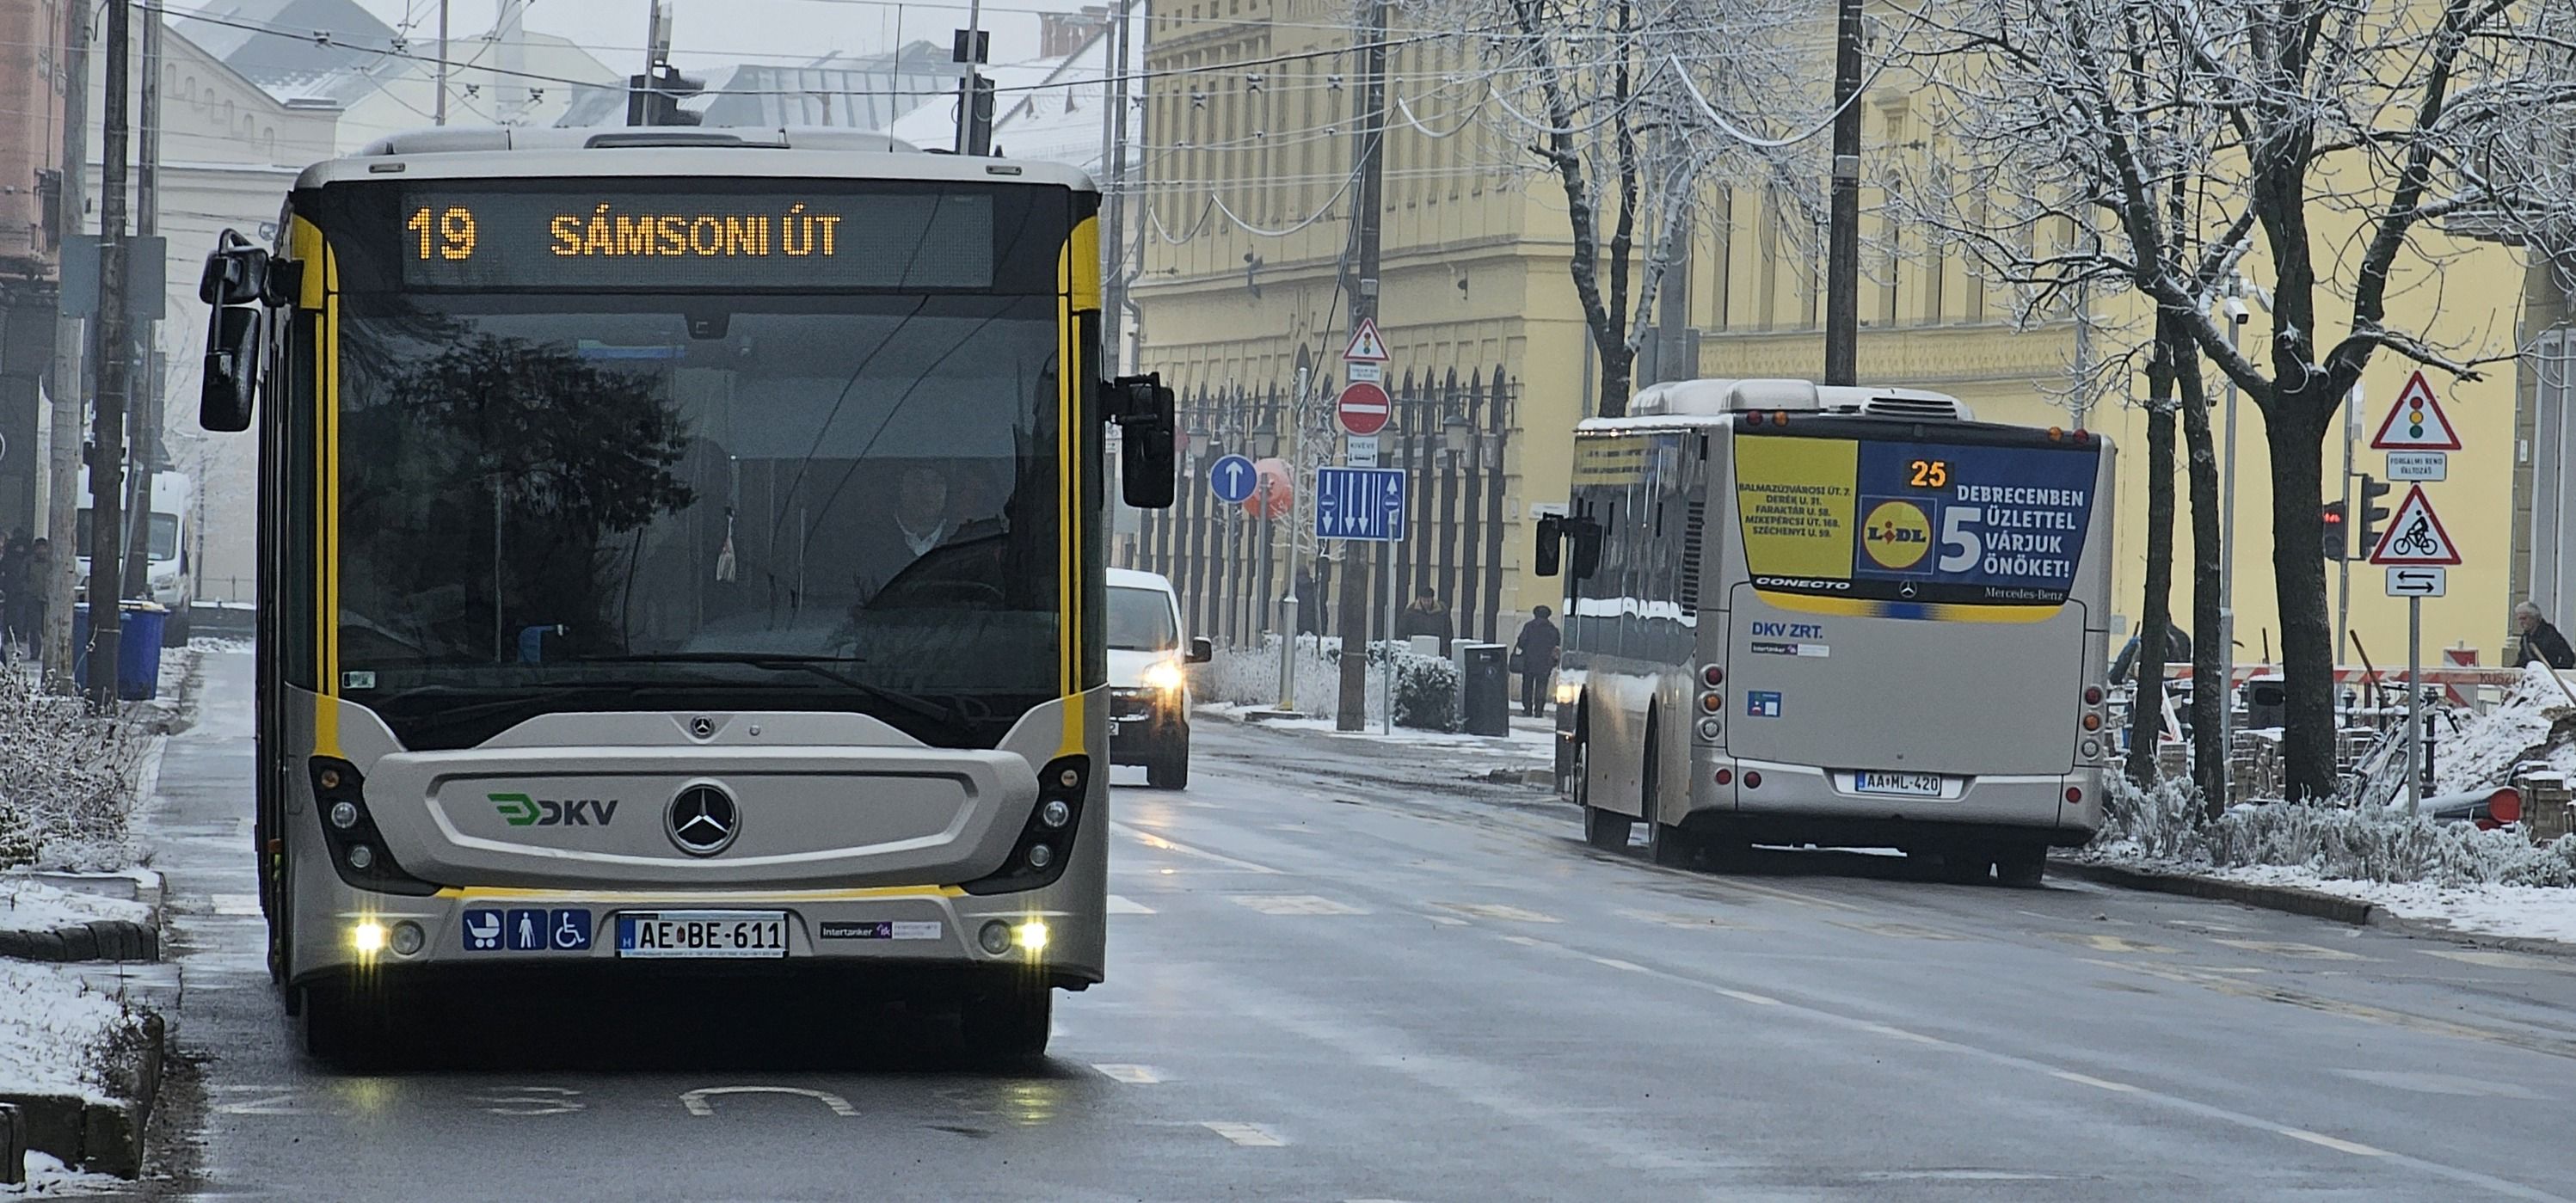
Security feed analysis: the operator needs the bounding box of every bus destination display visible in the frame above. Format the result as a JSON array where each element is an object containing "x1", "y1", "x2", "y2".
[
  {"x1": 397, "y1": 190, "x2": 995, "y2": 289},
  {"x1": 1736, "y1": 434, "x2": 2100, "y2": 607}
]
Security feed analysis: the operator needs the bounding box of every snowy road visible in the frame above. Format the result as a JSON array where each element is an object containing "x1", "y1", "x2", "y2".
[{"x1": 142, "y1": 651, "x2": 2576, "y2": 1200}]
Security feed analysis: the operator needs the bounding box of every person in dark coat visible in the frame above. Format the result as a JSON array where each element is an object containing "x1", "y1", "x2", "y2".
[
  {"x1": 1394, "y1": 590, "x2": 1453, "y2": 647},
  {"x1": 2513, "y1": 600, "x2": 2576, "y2": 671},
  {"x1": 1512, "y1": 605, "x2": 1561, "y2": 717},
  {"x1": 2110, "y1": 620, "x2": 2192, "y2": 686}
]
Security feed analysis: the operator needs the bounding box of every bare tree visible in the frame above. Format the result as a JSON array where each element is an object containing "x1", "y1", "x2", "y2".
[
  {"x1": 1892, "y1": 0, "x2": 2576, "y2": 802},
  {"x1": 1411, "y1": 0, "x2": 1817, "y2": 415}
]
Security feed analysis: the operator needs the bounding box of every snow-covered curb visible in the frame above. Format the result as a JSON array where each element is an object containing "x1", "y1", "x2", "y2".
[
  {"x1": 1204, "y1": 703, "x2": 1555, "y2": 765},
  {"x1": 2210, "y1": 867, "x2": 2576, "y2": 947},
  {"x1": 3, "y1": 1150, "x2": 130, "y2": 1195},
  {"x1": 0, "y1": 961, "x2": 134, "y2": 1104},
  {"x1": 0, "y1": 881, "x2": 155, "y2": 934}
]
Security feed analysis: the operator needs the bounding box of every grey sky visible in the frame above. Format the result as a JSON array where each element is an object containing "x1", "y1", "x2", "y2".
[{"x1": 332, "y1": 0, "x2": 1080, "y2": 72}]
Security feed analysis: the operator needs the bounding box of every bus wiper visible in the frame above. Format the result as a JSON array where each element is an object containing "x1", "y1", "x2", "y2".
[{"x1": 570, "y1": 654, "x2": 953, "y2": 726}]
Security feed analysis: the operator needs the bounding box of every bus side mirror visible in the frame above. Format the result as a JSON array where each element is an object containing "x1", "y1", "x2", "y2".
[
  {"x1": 1105, "y1": 373, "x2": 1177, "y2": 509},
  {"x1": 199, "y1": 230, "x2": 271, "y2": 433},
  {"x1": 1534, "y1": 514, "x2": 1563, "y2": 577},
  {"x1": 200, "y1": 306, "x2": 261, "y2": 433}
]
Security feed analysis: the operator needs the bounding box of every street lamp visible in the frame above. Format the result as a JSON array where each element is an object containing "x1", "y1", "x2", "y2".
[
  {"x1": 1250, "y1": 416, "x2": 1279, "y2": 459},
  {"x1": 1441, "y1": 412, "x2": 1472, "y2": 457}
]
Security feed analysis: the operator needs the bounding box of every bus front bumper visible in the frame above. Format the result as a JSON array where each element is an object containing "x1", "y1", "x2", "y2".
[
  {"x1": 1687, "y1": 757, "x2": 2105, "y2": 849},
  {"x1": 293, "y1": 881, "x2": 1104, "y2": 992}
]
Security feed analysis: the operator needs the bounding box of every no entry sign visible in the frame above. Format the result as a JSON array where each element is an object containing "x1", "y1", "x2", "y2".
[{"x1": 1337, "y1": 380, "x2": 1391, "y2": 436}]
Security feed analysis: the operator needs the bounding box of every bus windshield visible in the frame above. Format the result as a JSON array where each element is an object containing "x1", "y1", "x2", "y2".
[{"x1": 332, "y1": 290, "x2": 1064, "y2": 717}]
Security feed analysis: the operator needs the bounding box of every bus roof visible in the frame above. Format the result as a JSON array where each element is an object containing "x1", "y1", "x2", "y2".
[
  {"x1": 298, "y1": 126, "x2": 1098, "y2": 194},
  {"x1": 1580, "y1": 377, "x2": 1977, "y2": 435}
]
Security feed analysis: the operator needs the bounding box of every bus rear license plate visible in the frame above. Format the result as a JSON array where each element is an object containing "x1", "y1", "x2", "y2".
[
  {"x1": 1854, "y1": 772, "x2": 1943, "y2": 797},
  {"x1": 616, "y1": 911, "x2": 790, "y2": 959}
]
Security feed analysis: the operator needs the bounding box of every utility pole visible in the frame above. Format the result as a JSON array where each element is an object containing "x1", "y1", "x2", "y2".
[
  {"x1": 1099, "y1": 0, "x2": 1132, "y2": 377},
  {"x1": 88, "y1": 0, "x2": 136, "y2": 708},
  {"x1": 1333, "y1": 0, "x2": 1387, "y2": 731},
  {"x1": 434, "y1": 0, "x2": 450, "y2": 125},
  {"x1": 1821, "y1": 0, "x2": 1862, "y2": 386},
  {"x1": 953, "y1": 0, "x2": 993, "y2": 155},
  {"x1": 43, "y1": 0, "x2": 93, "y2": 678},
  {"x1": 124, "y1": 0, "x2": 164, "y2": 604},
  {"x1": 2334, "y1": 381, "x2": 2359, "y2": 672}
]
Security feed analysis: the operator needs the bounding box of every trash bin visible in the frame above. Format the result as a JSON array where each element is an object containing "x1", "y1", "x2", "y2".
[
  {"x1": 70, "y1": 603, "x2": 169, "y2": 702},
  {"x1": 1459, "y1": 642, "x2": 1510, "y2": 737},
  {"x1": 2244, "y1": 672, "x2": 2286, "y2": 730}
]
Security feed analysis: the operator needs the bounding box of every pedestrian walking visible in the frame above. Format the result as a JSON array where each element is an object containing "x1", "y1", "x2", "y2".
[
  {"x1": 1511, "y1": 605, "x2": 1561, "y2": 717},
  {"x1": 1394, "y1": 590, "x2": 1453, "y2": 647},
  {"x1": 2110, "y1": 620, "x2": 2192, "y2": 686},
  {"x1": 2512, "y1": 599, "x2": 2576, "y2": 671}
]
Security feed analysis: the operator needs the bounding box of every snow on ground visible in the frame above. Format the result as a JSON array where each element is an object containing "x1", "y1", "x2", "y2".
[
  {"x1": 0, "y1": 1150, "x2": 128, "y2": 1196},
  {"x1": 1204, "y1": 704, "x2": 1557, "y2": 765},
  {"x1": 2436, "y1": 665, "x2": 2576, "y2": 795},
  {"x1": 0, "y1": 959, "x2": 130, "y2": 1102},
  {"x1": 0, "y1": 878, "x2": 155, "y2": 931},
  {"x1": 2213, "y1": 866, "x2": 2576, "y2": 946}
]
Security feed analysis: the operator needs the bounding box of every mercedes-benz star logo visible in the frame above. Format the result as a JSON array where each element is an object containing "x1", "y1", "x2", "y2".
[{"x1": 667, "y1": 785, "x2": 740, "y2": 856}]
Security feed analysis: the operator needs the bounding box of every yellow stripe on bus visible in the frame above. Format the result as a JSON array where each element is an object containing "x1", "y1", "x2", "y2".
[
  {"x1": 306, "y1": 220, "x2": 346, "y2": 758},
  {"x1": 1749, "y1": 590, "x2": 2064, "y2": 625},
  {"x1": 1054, "y1": 228, "x2": 1085, "y2": 758},
  {"x1": 433, "y1": 885, "x2": 967, "y2": 902}
]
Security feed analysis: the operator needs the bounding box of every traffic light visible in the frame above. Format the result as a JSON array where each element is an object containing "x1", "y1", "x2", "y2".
[
  {"x1": 2321, "y1": 500, "x2": 2348, "y2": 561},
  {"x1": 625, "y1": 63, "x2": 704, "y2": 127},
  {"x1": 2356, "y1": 475, "x2": 2392, "y2": 558}
]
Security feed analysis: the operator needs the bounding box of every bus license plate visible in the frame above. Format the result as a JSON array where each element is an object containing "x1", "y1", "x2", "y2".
[
  {"x1": 1854, "y1": 772, "x2": 1943, "y2": 798},
  {"x1": 616, "y1": 911, "x2": 790, "y2": 959}
]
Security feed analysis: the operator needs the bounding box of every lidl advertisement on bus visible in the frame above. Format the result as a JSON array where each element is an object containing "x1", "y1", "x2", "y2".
[{"x1": 1734, "y1": 430, "x2": 2101, "y2": 609}]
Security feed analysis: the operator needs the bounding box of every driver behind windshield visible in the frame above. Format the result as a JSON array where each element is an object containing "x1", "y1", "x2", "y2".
[{"x1": 850, "y1": 461, "x2": 1009, "y2": 608}]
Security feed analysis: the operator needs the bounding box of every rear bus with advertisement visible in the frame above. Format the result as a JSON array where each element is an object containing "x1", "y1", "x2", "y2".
[
  {"x1": 1538, "y1": 378, "x2": 2115, "y2": 886},
  {"x1": 191, "y1": 126, "x2": 1177, "y2": 1064}
]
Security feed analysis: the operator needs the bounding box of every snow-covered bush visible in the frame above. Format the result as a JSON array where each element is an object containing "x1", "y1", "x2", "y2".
[
  {"x1": 2434, "y1": 665, "x2": 2576, "y2": 795},
  {"x1": 2090, "y1": 776, "x2": 2576, "y2": 887},
  {"x1": 1196, "y1": 636, "x2": 1456, "y2": 727},
  {"x1": 1388, "y1": 652, "x2": 1457, "y2": 732},
  {"x1": 0, "y1": 673, "x2": 151, "y2": 871}
]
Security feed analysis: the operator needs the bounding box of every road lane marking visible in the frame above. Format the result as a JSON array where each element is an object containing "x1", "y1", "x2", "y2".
[
  {"x1": 1497, "y1": 933, "x2": 1549, "y2": 948},
  {"x1": 2421, "y1": 948, "x2": 2576, "y2": 974},
  {"x1": 1617, "y1": 908, "x2": 1764, "y2": 931},
  {"x1": 212, "y1": 1093, "x2": 307, "y2": 1116},
  {"x1": 1712, "y1": 987, "x2": 1781, "y2": 1006},
  {"x1": 1092, "y1": 1064, "x2": 1167, "y2": 1083},
  {"x1": 476, "y1": 1087, "x2": 585, "y2": 1116},
  {"x1": 1436, "y1": 902, "x2": 1559, "y2": 923},
  {"x1": 1113, "y1": 823, "x2": 1281, "y2": 874},
  {"x1": 679, "y1": 1087, "x2": 857, "y2": 1117},
  {"x1": 1201, "y1": 1121, "x2": 1288, "y2": 1146},
  {"x1": 1417, "y1": 912, "x2": 1471, "y2": 926},
  {"x1": 2081, "y1": 959, "x2": 2576, "y2": 1059},
  {"x1": 2282, "y1": 1129, "x2": 2389, "y2": 1157},
  {"x1": 1106, "y1": 894, "x2": 1157, "y2": 914},
  {"x1": 2212, "y1": 938, "x2": 2374, "y2": 961},
  {"x1": 2333, "y1": 1069, "x2": 2548, "y2": 1099},
  {"x1": 1829, "y1": 920, "x2": 1963, "y2": 941},
  {"x1": 2045, "y1": 932, "x2": 2180, "y2": 954},
  {"x1": 1683, "y1": 875, "x2": 1869, "y2": 912},
  {"x1": 2051, "y1": 1071, "x2": 2141, "y2": 1094},
  {"x1": 1589, "y1": 955, "x2": 1649, "y2": 973},
  {"x1": 1857, "y1": 1022, "x2": 1947, "y2": 1046},
  {"x1": 1229, "y1": 894, "x2": 1367, "y2": 916}
]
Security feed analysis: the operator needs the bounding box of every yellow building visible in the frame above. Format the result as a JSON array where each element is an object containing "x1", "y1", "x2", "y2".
[{"x1": 1128, "y1": 9, "x2": 2541, "y2": 672}]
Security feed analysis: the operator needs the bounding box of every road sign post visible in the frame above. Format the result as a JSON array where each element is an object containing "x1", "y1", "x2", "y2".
[{"x1": 2368, "y1": 483, "x2": 2457, "y2": 812}]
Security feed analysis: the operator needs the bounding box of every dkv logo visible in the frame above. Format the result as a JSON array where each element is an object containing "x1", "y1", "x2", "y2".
[
  {"x1": 1860, "y1": 500, "x2": 1933, "y2": 570},
  {"x1": 491, "y1": 792, "x2": 623, "y2": 827}
]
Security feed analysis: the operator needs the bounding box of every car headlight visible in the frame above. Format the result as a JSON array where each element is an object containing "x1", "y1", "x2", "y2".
[{"x1": 1143, "y1": 660, "x2": 1186, "y2": 692}]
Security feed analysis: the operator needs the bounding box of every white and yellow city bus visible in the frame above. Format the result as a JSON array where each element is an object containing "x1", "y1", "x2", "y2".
[
  {"x1": 194, "y1": 126, "x2": 1175, "y2": 1064},
  {"x1": 1541, "y1": 378, "x2": 2116, "y2": 887}
]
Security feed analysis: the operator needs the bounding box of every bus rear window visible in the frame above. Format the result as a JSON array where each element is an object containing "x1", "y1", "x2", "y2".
[{"x1": 1734, "y1": 432, "x2": 2100, "y2": 607}]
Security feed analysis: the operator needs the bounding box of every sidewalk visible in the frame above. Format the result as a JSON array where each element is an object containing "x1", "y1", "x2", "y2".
[{"x1": 1199, "y1": 703, "x2": 1559, "y2": 786}]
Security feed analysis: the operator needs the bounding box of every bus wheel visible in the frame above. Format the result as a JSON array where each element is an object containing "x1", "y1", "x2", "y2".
[
  {"x1": 1645, "y1": 820, "x2": 1696, "y2": 868},
  {"x1": 959, "y1": 982, "x2": 1053, "y2": 1065},
  {"x1": 1576, "y1": 731, "x2": 1632, "y2": 851},
  {"x1": 1147, "y1": 749, "x2": 1190, "y2": 790},
  {"x1": 1995, "y1": 847, "x2": 2048, "y2": 888}
]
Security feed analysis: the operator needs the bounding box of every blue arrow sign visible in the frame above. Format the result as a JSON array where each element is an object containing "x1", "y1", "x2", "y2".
[
  {"x1": 1314, "y1": 467, "x2": 1407, "y2": 543},
  {"x1": 1208, "y1": 454, "x2": 1258, "y2": 504}
]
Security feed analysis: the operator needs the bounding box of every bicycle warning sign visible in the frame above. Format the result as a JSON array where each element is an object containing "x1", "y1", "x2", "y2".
[{"x1": 2366, "y1": 484, "x2": 2461, "y2": 566}]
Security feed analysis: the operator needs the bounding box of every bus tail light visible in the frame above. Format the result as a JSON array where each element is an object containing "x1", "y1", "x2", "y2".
[
  {"x1": 1700, "y1": 664, "x2": 1725, "y2": 689},
  {"x1": 308, "y1": 758, "x2": 437, "y2": 896},
  {"x1": 2064, "y1": 786, "x2": 2084, "y2": 804},
  {"x1": 1713, "y1": 768, "x2": 1734, "y2": 786},
  {"x1": 2083, "y1": 685, "x2": 2104, "y2": 706},
  {"x1": 2081, "y1": 713, "x2": 2103, "y2": 732},
  {"x1": 963, "y1": 755, "x2": 1091, "y2": 896},
  {"x1": 1743, "y1": 770, "x2": 1763, "y2": 789},
  {"x1": 1699, "y1": 691, "x2": 1725, "y2": 714},
  {"x1": 1696, "y1": 716, "x2": 1723, "y2": 742}
]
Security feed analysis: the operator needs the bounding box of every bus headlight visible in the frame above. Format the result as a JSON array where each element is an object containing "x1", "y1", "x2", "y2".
[
  {"x1": 352, "y1": 921, "x2": 388, "y2": 954},
  {"x1": 1143, "y1": 660, "x2": 1186, "y2": 692},
  {"x1": 1013, "y1": 919, "x2": 1050, "y2": 953}
]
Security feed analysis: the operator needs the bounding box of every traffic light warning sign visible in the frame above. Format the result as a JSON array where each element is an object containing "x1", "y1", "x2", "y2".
[{"x1": 2370, "y1": 371, "x2": 2462, "y2": 451}]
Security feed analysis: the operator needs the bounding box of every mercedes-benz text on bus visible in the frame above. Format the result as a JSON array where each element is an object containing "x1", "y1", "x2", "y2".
[
  {"x1": 194, "y1": 126, "x2": 1177, "y2": 1065},
  {"x1": 1538, "y1": 378, "x2": 2115, "y2": 887}
]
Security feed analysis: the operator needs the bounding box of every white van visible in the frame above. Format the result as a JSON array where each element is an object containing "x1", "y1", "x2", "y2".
[
  {"x1": 73, "y1": 468, "x2": 194, "y2": 644},
  {"x1": 1106, "y1": 568, "x2": 1211, "y2": 788}
]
